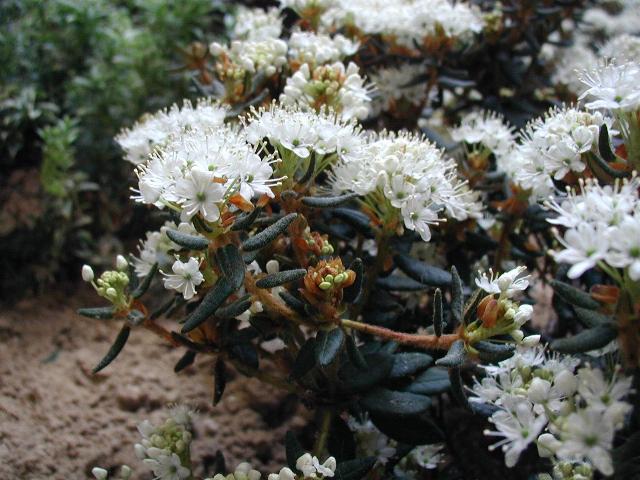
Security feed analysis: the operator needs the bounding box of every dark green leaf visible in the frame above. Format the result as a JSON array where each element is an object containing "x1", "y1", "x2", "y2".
[
  {"x1": 166, "y1": 229, "x2": 209, "y2": 250},
  {"x1": 241, "y1": 213, "x2": 298, "y2": 251},
  {"x1": 474, "y1": 341, "x2": 515, "y2": 363},
  {"x1": 361, "y1": 388, "x2": 431, "y2": 417},
  {"x1": 574, "y1": 306, "x2": 612, "y2": 328},
  {"x1": 463, "y1": 289, "x2": 483, "y2": 325},
  {"x1": 371, "y1": 412, "x2": 444, "y2": 445},
  {"x1": 394, "y1": 253, "x2": 452, "y2": 287},
  {"x1": 302, "y1": 193, "x2": 359, "y2": 208},
  {"x1": 256, "y1": 269, "x2": 307, "y2": 288},
  {"x1": 389, "y1": 352, "x2": 433, "y2": 379},
  {"x1": 182, "y1": 280, "x2": 235, "y2": 333},
  {"x1": 346, "y1": 334, "x2": 367, "y2": 369},
  {"x1": 174, "y1": 350, "x2": 196, "y2": 373},
  {"x1": 93, "y1": 324, "x2": 130, "y2": 373},
  {"x1": 614, "y1": 432, "x2": 640, "y2": 479},
  {"x1": 343, "y1": 258, "x2": 364, "y2": 304},
  {"x1": 230, "y1": 343, "x2": 259, "y2": 369},
  {"x1": 450, "y1": 266, "x2": 463, "y2": 324},
  {"x1": 551, "y1": 324, "x2": 617, "y2": 354},
  {"x1": 435, "y1": 340, "x2": 466, "y2": 367},
  {"x1": 293, "y1": 338, "x2": 318, "y2": 379},
  {"x1": 376, "y1": 275, "x2": 427, "y2": 291},
  {"x1": 338, "y1": 352, "x2": 394, "y2": 393},
  {"x1": 279, "y1": 291, "x2": 308, "y2": 315},
  {"x1": 316, "y1": 328, "x2": 345, "y2": 368},
  {"x1": 126, "y1": 309, "x2": 145, "y2": 326},
  {"x1": 299, "y1": 154, "x2": 316, "y2": 183},
  {"x1": 333, "y1": 457, "x2": 376, "y2": 480},
  {"x1": 449, "y1": 366, "x2": 470, "y2": 410},
  {"x1": 438, "y1": 75, "x2": 475, "y2": 88},
  {"x1": 77, "y1": 306, "x2": 114, "y2": 319},
  {"x1": 406, "y1": 367, "x2": 451, "y2": 395},
  {"x1": 433, "y1": 289, "x2": 443, "y2": 337},
  {"x1": 217, "y1": 244, "x2": 245, "y2": 290},
  {"x1": 131, "y1": 263, "x2": 158, "y2": 298},
  {"x1": 331, "y1": 208, "x2": 374, "y2": 237},
  {"x1": 215, "y1": 294, "x2": 252, "y2": 319},
  {"x1": 231, "y1": 207, "x2": 261, "y2": 231},
  {"x1": 552, "y1": 280, "x2": 600, "y2": 309},
  {"x1": 599, "y1": 124, "x2": 617, "y2": 163}
]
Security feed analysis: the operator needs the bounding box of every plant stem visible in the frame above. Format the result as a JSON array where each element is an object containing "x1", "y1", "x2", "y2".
[
  {"x1": 313, "y1": 409, "x2": 334, "y2": 458},
  {"x1": 341, "y1": 318, "x2": 461, "y2": 350}
]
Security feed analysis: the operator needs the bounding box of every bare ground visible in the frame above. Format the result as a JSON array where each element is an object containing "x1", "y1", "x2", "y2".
[{"x1": 0, "y1": 285, "x2": 307, "y2": 480}]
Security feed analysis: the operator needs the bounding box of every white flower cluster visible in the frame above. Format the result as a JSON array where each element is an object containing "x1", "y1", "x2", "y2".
[
  {"x1": 581, "y1": 1, "x2": 640, "y2": 37},
  {"x1": 393, "y1": 444, "x2": 444, "y2": 478},
  {"x1": 134, "y1": 406, "x2": 195, "y2": 480},
  {"x1": 210, "y1": 37, "x2": 288, "y2": 78},
  {"x1": 508, "y1": 107, "x2": 608, "y2": 199},
  {"x1": 280, "y1": 62, "x2": 373, "y2": 121},
  {"x1": 244, "y1": 103, "x2": 363, "y2": 163},
  {"x1": 347, "y1": 416, "x2": 396, "y2": 465},
  {"x1": 316, "y1": 0, "x2": 484, "y2": 48},
  {"x1": 600, "y1": 34, "x2": 640, "y2": 62},
  {"x1": 471, "y1": 346, "x2": 633, "y2": 476},
  {"x1": 450, "y1": 110, "x2": 515, "y2": 159},
  {"x1": 115, "y1": 99, "x2": 227, "y2": 165},
  {"x1": 288, "y1": 31, "x2": 359, "y2": 67},
  {"x1": 579, "y1": 59, "x2": 640, "y2": 113},
  {"x1": 206, "y1": 453, "x2": 336, "y2": 480},
  {"x1": 368, "y1": 64, "x2": 430, "y2": 115},
  {"x1": 330, "y1": 130, "x2": 482, "y2": 241},
  {"x1": 134, "y1": 122, "x2": 278, "y2": 221},
  {"x1": 547, "y1": 176, "x2": 640, "y2": 280},
  {"x1": 549, "y1": 43, "x2": 598, "y2": 97},
  {"x1": 232, "y1": 7, "x2": 283, "y2": 41}
]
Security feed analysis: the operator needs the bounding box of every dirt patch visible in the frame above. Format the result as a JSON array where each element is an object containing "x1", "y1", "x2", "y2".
[{"x1": 0, "y1": 285, "x2": 307, "y2": 480}]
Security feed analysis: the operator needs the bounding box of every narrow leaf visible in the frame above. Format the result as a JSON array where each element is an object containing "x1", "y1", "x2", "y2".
[
  {"x1": 292, "y1": 337, "x2": 317, "y2": 379},
  {"x1": 217, "y1": 244, "x2": 245, "y2": 290},
  {"x1": 77, "y1": 306, "x2": 114, "y2": 319},
  {"x1": 241, "y1": 213, "x2": 298, "y2": 251},
  {"x1": 474, "y1": 341, "x2": 515, "y2": 363},
  {"x1": 346, "y1": 334, "x2": 368, "y2": 369},
  {"x1": 166, "y1": 229, "x2": 209, "y2": 250},
  {"x1": 331, "y1": 208, "x2": 374, "y2": 237},
  {"x1": 598, "y1": 124, "x2": 617, "y2": 162},
  {"x1": 449, "y1": 366, "x2": 470, "y2": 410},
  {"x1": 126, "y1": 309, "x2": 145, "y2": 326},
  {"x1": 551, "y1": 324, "x2": 617, "y2": 354},
  {"x1": 435, "y1": 340, "x2": 466, "y2": 367},
  {"x1": 376, "y1": 275, "x2": 427, "y2": 291},
  {"x1": 328, "y1": 416, "x2": 357, "y2": 462},
  {"x1": 574, "y1": 306, "x2": 612, "y2": 328},
  {"x1": 301, "y1": 193, "x2": 359, "y2": 208},
  {"x1": 389, "y1": 352, "x2": 433, "y2": 379},
  {"x1": 230, "y1": 343, "x2": 259, "y2": 369},
  {"x1": 256, "y1": 269, "x2": 307, "y2": 289},
  {"x1": 338, "y1": 353, "x2": 394, "y2": 393},
  {"x1": 371, "y1": 412, "x2": 444, "y2": 445},
  {"x1": 231, "y1": 207, "x2": 261, "y2": 231},
  {"x1": 361, "y1": 388, "x2": 431, "y2": 417},
  {"x1": 450, "y1": 266, "x2": 463, "y2": 324},
  {"x1": 279, "y1": 291, "x2": 308, "y2": 314},
  {"x1": 315, "y1": 328, "x2": 345, "y2": 367},
  {"x1": 406, "y1": 367, "x2": 451, "y2": 395},
  {"x1": 552, "y1": 280, "x2": 599, "y2": 310},
  {"x1": 215, "y1": 294, "x2": 252, "y2": 319},
  {"x1": 463, "y1": 289, "x2": 483, "y2": 324},
  {"x1": 174, "y1": 350, "x2": 196, "y2": 373},
  {"x1": 93, "y1": 324, "x2": 130, "y2": 373},
  {"x1": 394, "y1": 253, "x2": 452, "y2": 287},
  {"x1": 131, "y1": 263, "x2": 158, "y2": 298},
  {"x1": 182, "y1": 280, "x2": 235, "y2": 333},
  {"x1": 333, "y1": 457, "x2": 376, "y2": 480},
  {"x1": 433, "y1": 288, "x2": 443, "y2": 337}
]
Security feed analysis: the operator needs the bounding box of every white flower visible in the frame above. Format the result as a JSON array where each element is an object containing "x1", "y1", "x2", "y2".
[
  {"x1": 475, "y1": 266, "x2": 530, "y2": 298},
  {"x1": 175, "y1": 170, "x2": 225, "y2": 222},
  {"x1": 268, "y1": 467, "x2": 295, "y2": 480},
  {"x1": 162, "y1": 258, "x2": 204, "y2": 300},
  {"x1": 369, "y1": 63, "x2": 431, "y2": 115},
  {"x1": 606, "y1": 216, "x2": 640, "y2": 280},
  {"x1": 553, "y1": 222, "x2": 610, "y2": 279},
  {"x1": 555, "y1": 408, "x2": 615, "y2": 476},
  {"x1": 280, "y1": 62, "x2": 373, "y2": 121},
  {"x1": 82, "y1": 264, "x2": 95, "y2": 282},
  {"x1": 451, "y1": 110, "x2": 516, "y2": 158},
  {"x1": 400, "y1": 196, "x2": 440, "y2": 242},
  {"x1": 579, "y1": 59, "x2": 640, "y2": 113},
  {"x1": 91, "y1": 467, "x2": 108, "y2": 480},
  {"x1": 536, "y1": 433, "x2": 561, "y2": 458},
  {"x1": 232, "y1": 7, "x2": 282, "y2": 41},
  {"x1": 288, "y1": 31, "x2": 359, "y2": 66},
  {"x1": 485, "y1": 398, "x2": 548, "y2": 467},
  {"x1": 295, "y1": 453, "x2": 335, "y2": 478},
  {"x1": 145, "y1": 453, "x2": 190, "y2": 480},
  {"x1": 527, "y1": 377, "x2": 552, "y2": 404},
  {"x1": 576, "y1": 366, "x2": 633, "y2": 413},
  {"x1": 210, "y1": 38, "x2": 288, "y2": 77},
  {"x1": 116, "y1": 254, "x2": 128, "y2": 271},
  {"x1": 600, "y1": 34, "x2": 640, "y2": 62},
  {"x1": 116, "y1": 99, "x2": 227, "y2": 165}
]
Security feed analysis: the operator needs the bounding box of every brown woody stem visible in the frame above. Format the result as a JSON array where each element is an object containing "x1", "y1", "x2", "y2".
[{"x1": 341, "y1": 319, "x2": 461, "y2": 350}]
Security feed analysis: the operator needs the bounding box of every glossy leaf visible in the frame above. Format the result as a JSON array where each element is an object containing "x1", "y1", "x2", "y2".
[
  {"x1": 315, "y1": 328, "x2": 345, "y2": 368},
  {"x1": 361, "y1": 388, "x2": 431, "y2": 417}
]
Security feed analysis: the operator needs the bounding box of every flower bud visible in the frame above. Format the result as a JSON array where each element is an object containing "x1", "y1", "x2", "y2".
[
  {"x1": 82, "y1": 265, "x2": 95, "y2": 282},
  {"x1": 266, "y1": 259, "x2": 280, "y2": 274},
  {"x1": 553, "y1": 370, "x2": 578, "y2": 396},
  {"x1": 116, "y1": 255, "x2": 128, "y2": 270},
  {"x1": 92, "y1": 467, "x2": 108, "y2": 480},
  {"x1": 510, "y1": 329, "x2": 524, "y2": 343},
  {"x1": 120, "y1": 465, "x2": 132, "y2": 480},
  {"x1": 527, "y1": 377, "x2": 551, "y2": 404},
  {"x1": 537, "y1": 433, "x2": 560, "y2": 457},
  {"x1": 522, "y1": 334, "x2": 541, "y2": 347}
]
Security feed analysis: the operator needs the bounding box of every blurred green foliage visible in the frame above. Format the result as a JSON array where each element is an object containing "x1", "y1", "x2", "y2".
[{"x1": 0, "y1": 0, "x2": 227, "y2": 300}]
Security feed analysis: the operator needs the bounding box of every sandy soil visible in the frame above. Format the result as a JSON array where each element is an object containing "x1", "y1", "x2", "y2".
[{"x1": 0, "y1": 285, "x2": 307, "y2": 480}]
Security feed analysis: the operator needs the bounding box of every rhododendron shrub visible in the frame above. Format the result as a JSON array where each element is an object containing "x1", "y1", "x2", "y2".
[{"x1": 79, "y1": 1, "x2": 640, "y2": 479}]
